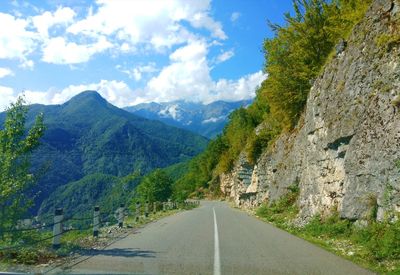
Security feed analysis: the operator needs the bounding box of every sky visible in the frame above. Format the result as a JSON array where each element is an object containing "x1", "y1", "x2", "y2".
[{"x1": 0, "y1": 0, "x2": 294, "y2": 110}]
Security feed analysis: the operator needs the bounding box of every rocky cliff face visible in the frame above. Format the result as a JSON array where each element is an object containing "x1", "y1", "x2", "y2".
[{"x1": 220, "y1": 0, "x2": 400, "y2": 222}]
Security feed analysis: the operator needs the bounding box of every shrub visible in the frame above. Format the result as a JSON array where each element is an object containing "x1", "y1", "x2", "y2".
[
  {"x1": 256, "y1": 183, "x2": 300, "y2": 227},
  {"x1": 376, "y1": 34, "x2": 400, "y2": 49},
  {"x1": 353, "y1": 219, "x2": 400, "y2": 261},
  {"x1": 303, "y1": 213, "x2": 352, "y2": 238}
]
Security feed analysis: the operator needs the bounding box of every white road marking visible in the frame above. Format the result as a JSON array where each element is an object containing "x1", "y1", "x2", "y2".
[{"x1": 213, "y1": 207, "x2": 221, "y2": 275}]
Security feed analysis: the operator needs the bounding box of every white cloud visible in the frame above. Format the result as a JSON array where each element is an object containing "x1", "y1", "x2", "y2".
[
  {"x1": 0, "y1": 87, "x2": 61, "y2": 110},
  {"x1": 144, "y1": 40, "x2": 212, "y2": 103},
  {"x1": 67, "y1": 0, "x2": 226, "y2": 52},
  {"x1": 0, "y1": 67, "x2": 264, "y2": 110},
  {"x1": 0, "y1": 1, "x2": 263, "y2": 108},
  {"x1": 230, "y1": 12, "x2": 241, "y2": 22},
  {"x1": 0, "y1": 68, "x2": 14, "y2": 78},
  {"x1": 0, "y1": 0, "x2": 227, "y2": 67},
  {"x1": 59, "y1": 80, "x2": 134, "y2": 107},
  {"x1": 0, "y1": 86, "x2": 17, "y2": 110},
  {"x1": 42, "y1": 36, "x2": 112, "y2": 64},
  {"x1": 24, "y1": 89, "x2": 54, "y2": 105},
  {"x1": 0, "y1": 12, "x2": 37, "y2": 60},
  {"x1": 20, "y1": 59, "x2": 34, "y2": 70},
  {"x1": 32, "y1": 7, "x2": 76, "y2": 38},
  {"x1": 132, "y1": 69, "x2": 142, "y2": 81},
  {"x1": 118, "y1": 63, "x2": 158, "y2": 81},
  {"x1": 189, "y1": 11, "x2": 227, "y2": 39},
  {"x1": 0, "y1": 80, "x2": 136, "y2": 110},
  {"x1": 211, "y1": 71, "x2": 265, "y2": 102},
  {"x1": 215, "y1": 49, "x2": 234, "y2": 64},
  {"x1": 135, "y1": 40, "x2": 265, "y2": 104}
]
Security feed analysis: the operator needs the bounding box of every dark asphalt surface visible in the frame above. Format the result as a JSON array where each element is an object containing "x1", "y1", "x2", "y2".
[{"x1": 54, "y1": 201, "x2": 373, "y2": 275}]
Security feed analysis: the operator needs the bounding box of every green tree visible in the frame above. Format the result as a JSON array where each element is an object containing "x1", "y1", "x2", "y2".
[
  {"x1": 262, "y1": 0, "x2": 371, "y2": 129},
  {"x1": 0, "y1": 97, "x2": 45, "y2": 234},
  {"x1": 262, "y1": 0, "x2": 333, "y2": 129},
  {"x1": 172, "y1": 134, "x2": 230, "y2": 200},
  {"x1": 135, "y1": 169, "x2": 173, "y2": 203}
]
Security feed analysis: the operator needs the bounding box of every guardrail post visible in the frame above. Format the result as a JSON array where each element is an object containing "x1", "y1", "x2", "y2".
[
  {"x1": 145, "y1": 201, "x2": 149, "y2": 218},
  {"x1": 153, "y1": 202, "x2": 157, "y2": 214},
  {"x1": 135, "y1": 202, "x2": 140, "y2": 222},
  {"x1": 52, "y1": 208, "x2": 63, "y2": 249},
  {"x1": 93, "y1": 206, "x2": 100, "y2": 237},
  {"x1": 118, "y1": 204, "x2": 125, "y2": 228},
  {"x1": 163, "y1": 201, "x2": 166, "y2": 212}
]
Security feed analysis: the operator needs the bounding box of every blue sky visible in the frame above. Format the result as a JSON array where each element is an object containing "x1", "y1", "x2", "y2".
[{"x1": 0, "y1": 0, "x2": 293, "y2": 110}]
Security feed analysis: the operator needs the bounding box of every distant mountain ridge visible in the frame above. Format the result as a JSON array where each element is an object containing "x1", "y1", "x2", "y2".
[
  {"x1": 0, "y1": 91, "x2": 208, "y2": 213},
  {"x1": 124, "y1": 99, "x2": 252, "y2": 138}
]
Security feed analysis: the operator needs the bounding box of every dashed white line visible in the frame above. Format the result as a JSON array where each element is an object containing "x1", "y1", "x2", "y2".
[{"x1": 213, "y1": 207, "x2": 221, "y2": 275}]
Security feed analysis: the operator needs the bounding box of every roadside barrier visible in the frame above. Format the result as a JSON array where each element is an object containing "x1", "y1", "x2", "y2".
[{"x1": 0, "y1": 200, "x2": 200, "y2": 251}]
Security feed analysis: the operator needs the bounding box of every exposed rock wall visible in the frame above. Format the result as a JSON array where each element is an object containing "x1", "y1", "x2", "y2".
[{"x1": 220, "y1": 0, "x2": 400, "y2": 222}]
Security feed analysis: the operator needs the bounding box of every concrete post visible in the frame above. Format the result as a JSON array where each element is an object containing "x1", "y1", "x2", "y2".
[
  {"x1": 135, "y1": 202, "x2": 140, "y2": 222},
  {"x1": 153, "y1": 202, "x2": 157, "y2": 214},
  {"x1": 93, "y1": 206, "x2": 100, "y2": 237},
  {"x1": 145, "y1": 201, "x2": 149, "y2": 218},
  {"x1": 118, "y1": 204, "x2": 125, "y2": 228},
  {"x1": 52, "y1": 208, "x2": 63, "y2": 249}
]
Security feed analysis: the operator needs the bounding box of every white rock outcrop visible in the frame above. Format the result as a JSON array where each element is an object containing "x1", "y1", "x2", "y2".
[{"x1": 220, "y1": 0, "x2": 400, "y2": 222}]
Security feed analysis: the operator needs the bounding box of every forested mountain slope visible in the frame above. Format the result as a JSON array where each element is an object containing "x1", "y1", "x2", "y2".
[{"x1": 0, "y1": 91, "x2": 208, "y2": 213}]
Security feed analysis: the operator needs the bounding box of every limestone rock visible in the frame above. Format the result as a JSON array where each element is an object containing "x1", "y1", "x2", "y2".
[{"x1": 219, "y1": 0, "x2": 400, "y2": 222}]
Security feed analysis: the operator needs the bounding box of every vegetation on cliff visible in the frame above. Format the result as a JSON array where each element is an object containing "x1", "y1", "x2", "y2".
[
  {"x1": 256, "y1": 189, "x2": 400, "y2": 273},
  {"x1": 172, "y1": 0, "x2": 372, "y2": 199}
]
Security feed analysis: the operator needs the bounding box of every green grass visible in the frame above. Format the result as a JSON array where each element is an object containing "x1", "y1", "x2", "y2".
[
  {"x1": 256, "y1": 184, "x2": 300, "y2": 228},
  {"x1": 376, "y1": 34, "x2": 400, "y2": 49},
  {"x1": 255, "y1": 189, "x2": 400, "y2": 273},
  {"x1": 0, "y1": 231, "x2": 56, "y2": 265}
]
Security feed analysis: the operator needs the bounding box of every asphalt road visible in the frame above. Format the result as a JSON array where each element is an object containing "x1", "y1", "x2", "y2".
[{"x1": 54, "y1": 201, "x2": 373, "y2": 275}]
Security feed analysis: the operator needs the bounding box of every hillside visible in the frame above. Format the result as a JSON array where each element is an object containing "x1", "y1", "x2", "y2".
[
  {"x1": 172, "y1": 0, "x2": 400, "y2": 220},
  {"x1": 0, "y1": 91, "x2": 208, "y2": 213},
  {"x1": 39, "y1": 173, "x2": 139, "y2": 219},
  {"x1": 124, "y1": 100, "x2": 251, "y2": 138},
  {"x1": 219, "y1": 0, "x2": 400, "y2": 221}
]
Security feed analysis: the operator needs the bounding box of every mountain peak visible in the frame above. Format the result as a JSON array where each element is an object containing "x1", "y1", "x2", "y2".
[
  {"x1": 70, "y1": 90, "x2": 106, "y2": 102},
  {"x1": 124, "y1": 99, "x2": 253, "y2": 138},
  {"x1": 63, "y1": 90, "x2": 110, "y2": 109}
]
